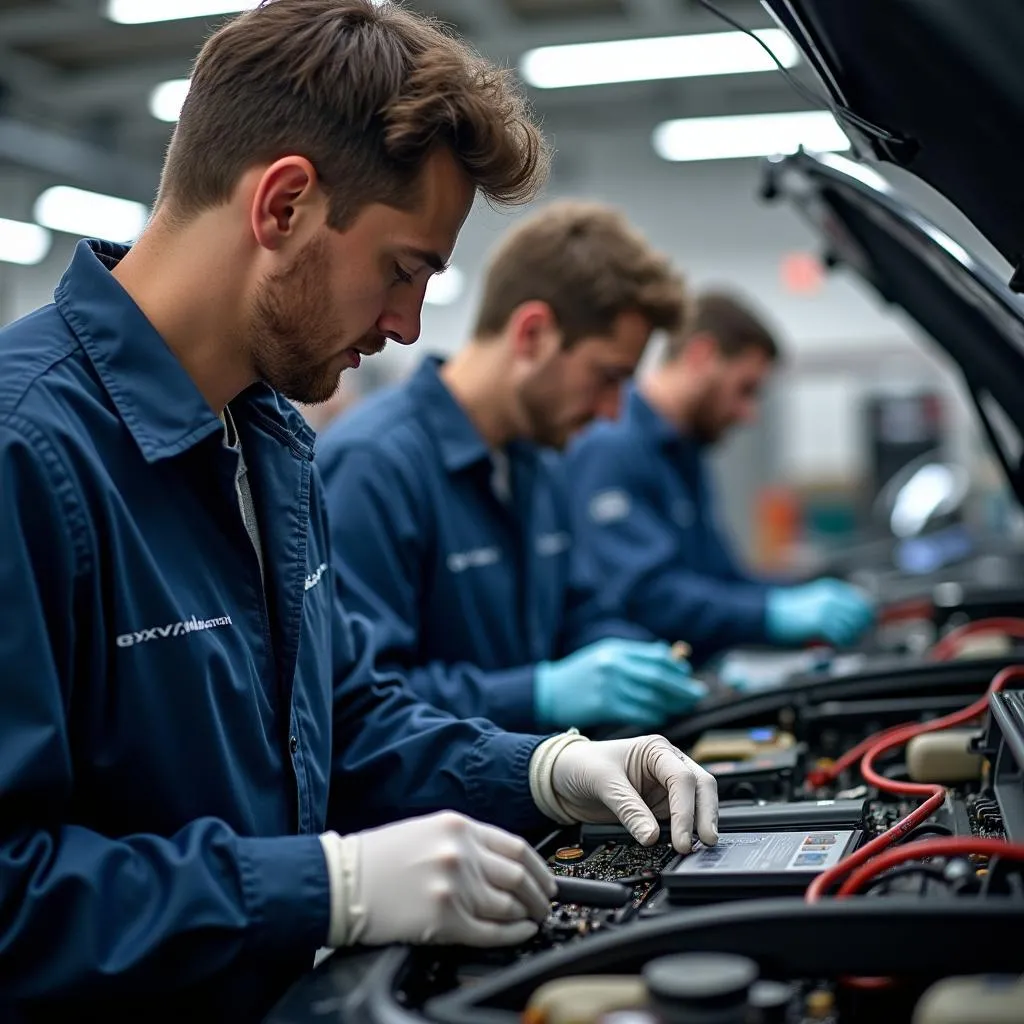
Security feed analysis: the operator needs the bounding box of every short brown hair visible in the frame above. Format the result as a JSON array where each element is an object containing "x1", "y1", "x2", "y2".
[
  {"x1": 667, "y1": 289, "x2": 781, "y2": 361},
  {"x1": 158, "y1": 0, "x2": 549, "y2": 227},
  {"x1": 472, "y1": 201, "x2": 685, "y2": 345}
]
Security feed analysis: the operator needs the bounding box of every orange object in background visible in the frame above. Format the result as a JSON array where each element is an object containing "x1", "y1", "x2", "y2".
[
  {"x1": 781, "y1": 251, "x2": 825, "y2": 295},
  {"x1": 753, "y1": 485, "x2": 802, "y2": 571}
]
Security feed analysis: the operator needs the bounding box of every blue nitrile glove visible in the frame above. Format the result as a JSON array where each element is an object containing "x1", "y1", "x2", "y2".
[
  {"x1": 766, "y1": 578, "x2": 876, "y2": 647},
  {"x1": 534, "y1": 638, "x2": 708, "y2": 729}
]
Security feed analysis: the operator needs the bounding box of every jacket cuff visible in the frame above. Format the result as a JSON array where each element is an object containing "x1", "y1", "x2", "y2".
[
  {"x1": 483, "y1": 664, "x2": 541, "y2": 732},
  {"x1": 235, "y1": 834, "x2": 332, "y2": 954},
  {"x1": 528, "y1": 730, "x2": 591, "y2": 824},
  {"x1": 465, "y1": 731, "x2": 554, "y2": 833},
  {"x1": 319, "y1": 831, "x2": 364, "y2": 948},
  {"x1": 731, "y1": 586, "x2": 772, "y2": 645},
  {"x1": 565, "y1": 616, "x2": 655, "y2": 652}
]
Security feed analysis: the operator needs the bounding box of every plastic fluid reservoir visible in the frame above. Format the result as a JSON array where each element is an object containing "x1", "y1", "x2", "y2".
[
  {"x1": 522, "y1": 976, "x2": 648, "y2": 1024},
  {"x1": 912, "y1": 975, "x2": 1024, "y2": 1023},
  {"x1": 642, "y1": 953, "x2": 759, "y2": 1023}
]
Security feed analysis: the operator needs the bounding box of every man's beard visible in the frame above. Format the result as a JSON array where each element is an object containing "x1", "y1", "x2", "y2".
[
  {"x1": 519, "y1": 372, "x2": 577, "y2": 450},
  {"x1": 689, "y1": 387, "x2": 728, "y2": 445},
  {"x1": 247, "y1": 236, "x2": 381, "y2": 405}
]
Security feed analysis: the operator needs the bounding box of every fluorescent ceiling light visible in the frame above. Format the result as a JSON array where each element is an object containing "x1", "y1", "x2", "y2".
[
  {"x1": 34, "y1": 186, "x2": 149, "y2": 243},
  {"x1": 520, "y1": 29, "x2": 797, "y2": 90},
  {"x1": 424, "y1": 266, "x2": 464, "y2": 307},
  {"x1": 107, "y1": 0, "x2": 383, "y2": 23},
  {"x1": 653, "y1": 110, "x2": 849, "y2": 163},
  {"x1": 150, "y1": 79, "x2": 190, "y2": 123},
  {"x1": 106, "y1": 0, "x2": 258, "y2": 23},
  {"x1": 0, "y1": 217, "x2": 52, "y2": 266}
]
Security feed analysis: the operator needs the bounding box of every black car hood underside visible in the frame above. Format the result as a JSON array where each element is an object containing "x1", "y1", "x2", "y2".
[
  {"x1": 762, "y1": 149, "x2": 1024, "y2": 504},
  {"x1": 762, "y1": 0, "x2": 1024, "y2": 291}
]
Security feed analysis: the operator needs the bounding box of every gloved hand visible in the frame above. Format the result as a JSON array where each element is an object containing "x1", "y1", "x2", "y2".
[
  {"x1": 534, "y1": 638, "x2": 708, "y2": 729},
  {"x1": 766, "y1": 578, "x2": 875, "y2": 647},
  {"x1": 530, "y1": 733, "x2": 718, "y2": 854},
  {"x1": 320, "y1": 812, "x2": 556, "y2": 948}
]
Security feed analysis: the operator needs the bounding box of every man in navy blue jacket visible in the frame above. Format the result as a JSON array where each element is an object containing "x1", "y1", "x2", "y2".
[
  {"x1": 567, "y1": 290, "x2": 875, "y2": 667},
  {"x1": 318, "y1": 202, "x2": 711, "y2": 733},
  {"x1": 0, "y1": 4, "x2": 717, "y2": 1020}
]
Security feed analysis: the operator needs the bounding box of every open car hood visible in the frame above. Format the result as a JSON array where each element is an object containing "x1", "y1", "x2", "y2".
[
  {"x1": 762, "y1": 149, "x2": 1024, "y2": 506},
  {"x1": 761, "y1": 0, "x2": 1024, "y2": 291}
]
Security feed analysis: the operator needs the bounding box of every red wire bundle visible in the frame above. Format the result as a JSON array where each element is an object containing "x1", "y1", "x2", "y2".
[
  {"x1": 927, "y1": 617, "x2": 1024, "y2": 662},
  {"x1": 806, "y1": 665, "x2": 1024, "y2": 902},
  {"x1": 804, "y1": 617, "x2": 1024, "y2": 791}
]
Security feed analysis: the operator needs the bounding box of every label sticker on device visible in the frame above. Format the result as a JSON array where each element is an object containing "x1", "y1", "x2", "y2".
[{"x1": 673, "y1": 830, "x2": 855, "y2": 873}]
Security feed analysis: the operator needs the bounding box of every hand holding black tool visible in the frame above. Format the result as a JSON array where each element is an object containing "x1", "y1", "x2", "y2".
[{"x1": 553, "y1": 876, "x2": 631, "y2": 908}]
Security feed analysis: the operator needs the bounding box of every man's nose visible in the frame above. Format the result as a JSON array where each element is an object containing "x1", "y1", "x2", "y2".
[{"x1": 378, "y1": 299, "x2": 422, "y2": 347}]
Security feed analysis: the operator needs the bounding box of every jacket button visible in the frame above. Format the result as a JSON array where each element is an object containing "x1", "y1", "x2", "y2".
[{"x1": 289, "y1": 735, "x2": 298, "y2": 754}]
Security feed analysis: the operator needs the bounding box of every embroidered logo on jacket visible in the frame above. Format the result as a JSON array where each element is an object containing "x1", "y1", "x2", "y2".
[
  {"x1": 115, "y1": 615, "x2": 233, "y2": 648},
  {"x1": 535, "y1": 531, "x2": 571, "y2": 557},
  {"x1": 588, "y1": 489, "x2": 631, "y2": 524},
  {"x1": 446, "y1": 546, "x2": 501, "y2": 574},
  {"x1": 305, "y1": 562, "x2": 329, "y2": 591}
]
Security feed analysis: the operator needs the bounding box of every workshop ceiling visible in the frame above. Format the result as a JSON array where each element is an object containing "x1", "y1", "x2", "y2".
[{"x1": 0, "y1": 0, "x2": 805, "y2": 203}]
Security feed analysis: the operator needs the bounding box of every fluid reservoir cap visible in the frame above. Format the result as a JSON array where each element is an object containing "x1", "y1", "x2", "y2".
[
  {"x1": 643, "y1": 953, "x2": 758, "y2": 1010},
  {"x1": 748, "y1": 980, "x2": 795, "y2": 1022}
]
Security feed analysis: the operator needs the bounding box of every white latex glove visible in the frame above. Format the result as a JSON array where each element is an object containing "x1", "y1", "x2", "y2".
[
  {"x1": 530, "y1": 733, "x2": 718, "y2": 854},
  {"x1": 320, "y1": 811, "x2": 557, "y2": 949}
]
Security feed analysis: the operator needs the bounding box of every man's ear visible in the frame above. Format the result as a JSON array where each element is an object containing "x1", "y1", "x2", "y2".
[
  {"x1": 250, "y1": 156, "x2": 322, "y2": 251},
  {"x1": 507, "y1": 301, "x2": 561, "y2": 363},
  {"x1": 682, "y1": 331, "x2": 722, "y2": 369}
]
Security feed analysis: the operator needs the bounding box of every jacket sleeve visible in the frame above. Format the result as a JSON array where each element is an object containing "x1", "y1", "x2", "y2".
[
  {"x1": 0, "y1": 420, "x2": 330, "y2": 1003},
  {"x1": 326, "y1": 605, "x2": 550, "y2": 835},
  {"x1": 566, "y1": 434, "x2": 772, "y2": 665},
  {"x1": 316, "y1": 443, "x2": 537, "y2": 731}
]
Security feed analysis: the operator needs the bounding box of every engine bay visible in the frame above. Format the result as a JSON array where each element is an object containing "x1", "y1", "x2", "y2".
[{"x1": 266, "y1": 626, "x2": 1024, "y2": 1024}]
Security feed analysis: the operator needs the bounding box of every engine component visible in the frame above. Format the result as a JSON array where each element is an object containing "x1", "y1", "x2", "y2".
[
  {"x1": 642, "y1": 952, "x2": 758, "y2": 1023},
  {"x1": 906, "y1": 729, "x2": 984, "y2": 783},
  {"x1": 522, "y1": 976, "x2": 647, "y2": 1024},
  {"x1": 912, "y1": 974, "x2": 1024, "y2": 1023}
]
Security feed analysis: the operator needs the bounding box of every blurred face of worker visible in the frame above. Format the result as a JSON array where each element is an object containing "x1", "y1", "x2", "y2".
[
  {"x1": 513, "y1": 307, "x2": 653, "y2": 450},
  {"x1": 690, "y1": 340, "x2": 773, "y2": 445},
  {"x1": 245, "y1": 148, "x2": 473, "y2": 405}
]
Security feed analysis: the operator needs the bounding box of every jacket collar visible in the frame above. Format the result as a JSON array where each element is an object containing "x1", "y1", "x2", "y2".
[
  {"x1": 626, "y1": 384, "x2": 689, "y2": 448},
  {"x1": 408, "y1": 355, "x2": 493, "y2": 472},
  {"x1": 55, "y1": 239, "x2": 314, "y2": 463}
]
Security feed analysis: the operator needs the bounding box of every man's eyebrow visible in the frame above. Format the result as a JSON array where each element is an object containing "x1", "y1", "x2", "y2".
[{"x1": 403, "y1": 247, "x2": 450, "y2": 274}]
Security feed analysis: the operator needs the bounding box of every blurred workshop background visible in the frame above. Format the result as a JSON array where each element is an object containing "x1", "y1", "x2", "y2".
[{"x1": 1, "y1": 0, "x2": 1020, "y2": 576}]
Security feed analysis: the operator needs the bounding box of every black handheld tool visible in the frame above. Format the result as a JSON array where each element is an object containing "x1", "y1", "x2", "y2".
[{"x1": 554, "y1": 876, "x2": 631, "y2": 908}]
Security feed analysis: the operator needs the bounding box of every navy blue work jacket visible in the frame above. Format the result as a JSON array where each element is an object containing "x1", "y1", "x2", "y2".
[
  {"x1": 566, "y1": 386, "x2": 772, "y2": 665},
  {"x1": 0, "y1": 242, "x2": 548, "y2": 1023},
  {"x1": 316, "y1": 358, "x2": 641, "y2": 731}
]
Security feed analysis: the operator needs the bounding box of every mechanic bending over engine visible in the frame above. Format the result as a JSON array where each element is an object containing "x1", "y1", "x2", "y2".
[
  {"x1": 317, "y1": 203, "x2": 710, "y2": 733},
  {"x1": 567, "y1": 290, "x2": 876, "y2": 667},
  {"x1": 0, "y1": 3, "x2": 718, "y2": 1021}
]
